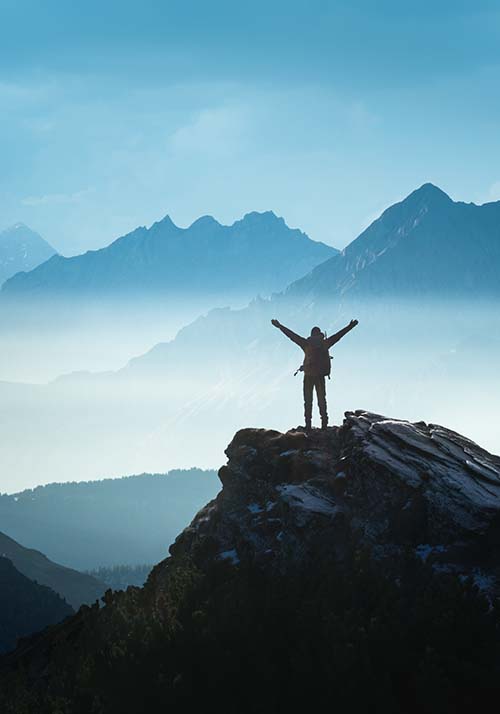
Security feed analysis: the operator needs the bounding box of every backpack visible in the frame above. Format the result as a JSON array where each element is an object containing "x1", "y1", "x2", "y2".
[{"x1": 303, "y1": 335, "x2": 332, "y2": 377}]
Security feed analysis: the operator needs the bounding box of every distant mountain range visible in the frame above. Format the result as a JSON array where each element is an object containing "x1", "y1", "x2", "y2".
[
  {"x1": 124, "y1": 183, "x2": 500, "y2": 379},
  {"x1": 0, "y1": 223, "x2": 56, "y2": 286},
  {"x1": 1, "y1": 211, "x2": 336, "y2": 301},
  {"x1": 0, "y1": 531, "x2": 106, "y2": 609},
  {"x1": 0, "y1": 470, "x2": 219, "y2": 571},
  {"x1": 8, "y1": 183, "x2": 496, "y2": 303},
  {"x1": 0, "y1": 556, "x2": 73, "y2": 654}
]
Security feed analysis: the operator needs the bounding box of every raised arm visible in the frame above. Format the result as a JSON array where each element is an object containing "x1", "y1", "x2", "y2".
[
  {"x1": 271, "y1": 319, "x2": 307, "y2": 350},
  {"x1": 326, "y1": 319, "x2": 358, "y2": 348}
]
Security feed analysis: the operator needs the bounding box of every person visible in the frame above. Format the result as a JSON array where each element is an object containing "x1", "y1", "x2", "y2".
[{"x1": 271, "y1": 318, "x2": 358, "y2": 431}]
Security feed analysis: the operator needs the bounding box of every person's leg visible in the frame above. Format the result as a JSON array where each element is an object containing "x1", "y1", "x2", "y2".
[
  {"x1": 303, "y1": 375, "x2": 313, "y2": 430},
  {"x1": 315, "y1": 376, "x2": 328, "y2": 428}
]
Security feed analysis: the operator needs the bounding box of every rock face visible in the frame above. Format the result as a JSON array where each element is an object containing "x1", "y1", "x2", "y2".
[{"x1": 171, "y1": 411, "x2": 500, "y2": 594}]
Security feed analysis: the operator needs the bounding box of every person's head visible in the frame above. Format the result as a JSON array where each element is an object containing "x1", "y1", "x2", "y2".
[{"x1": 310, "y1": 326, "x2": 323, "y2": 337}]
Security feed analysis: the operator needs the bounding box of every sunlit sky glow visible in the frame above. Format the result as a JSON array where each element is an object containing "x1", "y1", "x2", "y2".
[{"x1": 2, "y1": 0, "x2": 500, "y2": 254}]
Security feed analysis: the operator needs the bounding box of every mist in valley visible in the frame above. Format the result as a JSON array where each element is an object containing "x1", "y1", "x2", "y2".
[
  {"x1": 1, "y1": 294, "x2": 498, "y2": 493},
  {"x1": 0, "y1": 209, "x2": 334, "y2": 382},
  {"x1": 0, "y1": 295, "x2": 248, "y2": 382}
]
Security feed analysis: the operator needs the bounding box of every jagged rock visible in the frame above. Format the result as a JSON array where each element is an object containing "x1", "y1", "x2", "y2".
[{"x1": 170, "y1": 410, "x2": 500, "y2": 594}]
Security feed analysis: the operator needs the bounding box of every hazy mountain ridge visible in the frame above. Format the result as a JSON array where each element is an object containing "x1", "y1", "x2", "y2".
[
  {"x1": 0, "y1": 211, "x2": 336, "y2": 382},
  {"x1": 0, "y1": 470, "x2": 219, "y2": 570},
  {"x1": 1, "y1": 211, "x2": 336, "y2": 300},
  {"x1": 0, "y1": 223, "x2": 56, "y2": 286},
  {"x1": 0, "y1": 557, "x2": 73, "y2": 654},
  {"x1": 0, "y1": 531, "x2": 106, "y2": 609}
]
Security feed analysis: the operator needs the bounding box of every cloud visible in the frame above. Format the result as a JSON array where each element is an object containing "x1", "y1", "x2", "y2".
[
  {"x1": 168, "y1": 104, "x2": 252, "y2": 158},
  {"x1": 0, "y1": 80, "x2": 53, "y2": 109},
  {"x1": 21, "y1": 188, "x2": 95, "y2": 207},
  {"x1": 483, "y1": 181, "x2": 500, "y2": 203},
  {"x1": 22, "y1": 117, "x2": 55, "y2": 133},
  {"x1": 348, "y1": 100, "x2": 379, "y2": 130}
]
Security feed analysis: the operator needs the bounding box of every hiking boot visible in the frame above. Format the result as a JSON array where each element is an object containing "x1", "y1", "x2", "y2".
[
  {"x1": 321, "y1": 418, "x2": 328, "y2": 430},
  {"x1": 305, "y1": 420, "x2": 312, "y2": 433}
]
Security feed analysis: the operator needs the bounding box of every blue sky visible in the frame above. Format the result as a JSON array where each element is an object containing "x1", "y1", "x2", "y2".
[{"x1": 2, "y1": 0, "x2": 500, "y2": 254}]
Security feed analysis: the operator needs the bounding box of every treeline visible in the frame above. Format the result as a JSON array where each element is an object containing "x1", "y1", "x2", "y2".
[{"x1": 86, "y1": 564, "x2": 153, "y2": 590}]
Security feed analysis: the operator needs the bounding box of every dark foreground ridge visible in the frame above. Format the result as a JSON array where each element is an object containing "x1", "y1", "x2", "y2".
[{"x1": 2, "y1": 411, "x2": 500, "y2": 713}]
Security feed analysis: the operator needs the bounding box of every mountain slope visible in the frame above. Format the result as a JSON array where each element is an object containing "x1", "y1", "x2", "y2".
[
  {"x1": 0, "y1": 223, "x2": 56, "y2": 286},
  {"x1": 1, "y1": 211, "x2": 336, "y2": 300},
  {"x1": 286, "y1": 183, "x2": 500, "y2": 299},
  {"x1": 0, "y1": 557, "x2": 73, "y2": 654},
  {"x1": 2, "y1": 412, "x2": 500, "y2": 712},
  {"x1": 0, "y1": 531, "x2": 106, "y2": 609}
]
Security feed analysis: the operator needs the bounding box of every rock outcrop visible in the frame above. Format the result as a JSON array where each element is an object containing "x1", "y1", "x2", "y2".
[{"x1": 171, "y1": 410, "x2": 500, "y2": 595}]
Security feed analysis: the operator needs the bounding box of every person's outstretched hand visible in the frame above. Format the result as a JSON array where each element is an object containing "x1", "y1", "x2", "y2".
[
  {"x1": 271, "y1": 319, "x2": 281, "y2": 328},
  {"x1": 349, "y1": 319, "x2": 359, "y2": 328}
]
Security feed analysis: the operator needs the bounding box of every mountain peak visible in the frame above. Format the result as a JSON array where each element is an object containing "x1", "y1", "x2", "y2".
[
  {"x1": 1, "y1": 223, "x2": 39, "y2": 238},
  {"x1": 240, "y1": 210, "x2": 284, "y2": 226},
  {"x1": 154, "y1": 214, "x2": 178, "y2": 229},
  {"x1": 189, "y1": 215, "x2": 220, "y2": 229},
  {"x1": 407, "y1": 182, "x2": 452, "y2": 204},
  {"x1": 0, "y1": 224, "x2": 57, "y2": 286}
]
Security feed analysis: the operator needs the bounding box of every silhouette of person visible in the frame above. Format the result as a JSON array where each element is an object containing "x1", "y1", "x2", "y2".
[{"x1": 271, "y1": 318, "x2": 358, "y2": 431}]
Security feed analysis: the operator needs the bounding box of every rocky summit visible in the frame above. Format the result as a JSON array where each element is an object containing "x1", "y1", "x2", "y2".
[
  {"x1": 172, "y1": 410, "x2": 500, "y2": 595},
  {"x1": 2, "y1": 411, "x2": 500, "y2": 714}
]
